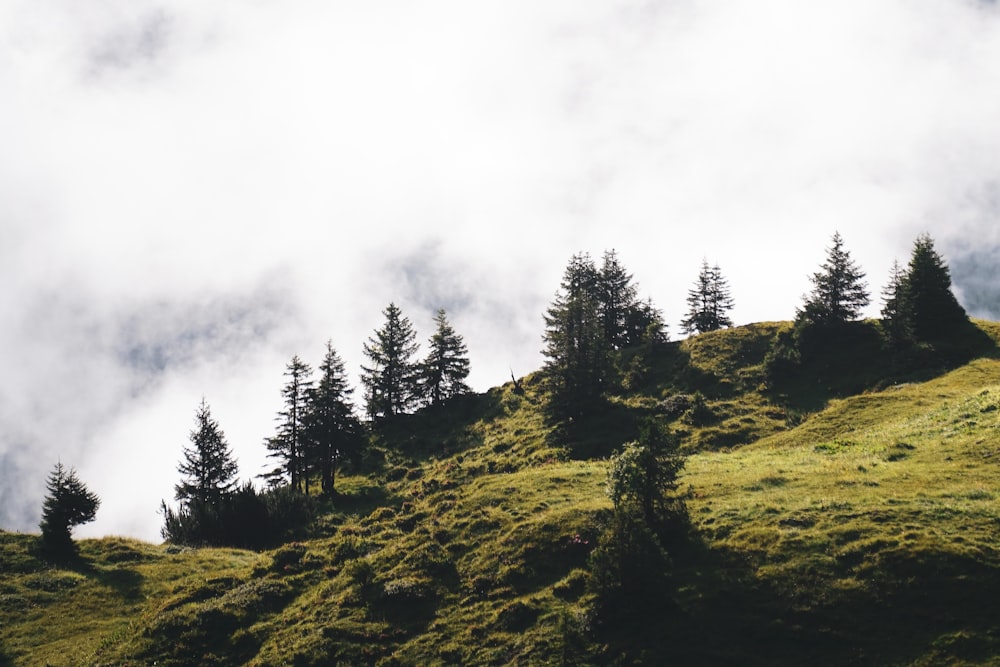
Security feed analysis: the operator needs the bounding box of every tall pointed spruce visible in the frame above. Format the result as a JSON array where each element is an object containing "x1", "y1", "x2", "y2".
[
  {"x1": 598, "y1": 249, "x2": 640, "y2": 350},
  {"x1": 420, "y1": 309, "x2": 471, "y2": 407},
  {"x1": 264, "y1": 355, "x2": 313, "y2": 492},
  {"x1": 902, "y1": 233, "x2": 968, "y2": 340},
  {"x1": 542, "y1": 253, "x2": 609, "y2": 417},
  {"x1": 175, "y1": 398, "x2": 239, "y2": 507},
  {"x1": 880, "y1": 258, "x2": 912, "y2": 346},
  {"x1": 798, "y1": 231, "x2": 870, "y2": 327},
  {"x1": 361, "y1": 302, "x2": 421, "y2": 420},
  {"x1": 306, "y1": 341, "x2": 363, "y2": 495}
]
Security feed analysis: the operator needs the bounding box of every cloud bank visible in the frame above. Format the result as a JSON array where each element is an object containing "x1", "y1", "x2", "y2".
[{"x1": 2, "y1": 0, "x2": 1000, "y2": 541}]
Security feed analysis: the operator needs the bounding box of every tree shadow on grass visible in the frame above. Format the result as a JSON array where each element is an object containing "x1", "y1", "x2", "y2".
[
  {"x1": 72, "y1": 559, "x2": 145, "y2": 602},
  {"x1": 766, "y1": 320, "x2": 999, "y2": 415},
  {"x1": 330, "y1": 483, "x2": 401, "y2": 518},
  {"x1": 592, "y1": 533, "x2": 1000, "y2": 666}
]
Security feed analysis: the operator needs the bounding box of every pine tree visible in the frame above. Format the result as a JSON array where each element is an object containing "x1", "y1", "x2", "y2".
[
  {"x1": 880, "y1": 259, "x2": 912, "y2": 346},
  {"x1": 361, "y1": 303, "x2": 421, "y2": 420},
  {"x1": 305, "y1": 341, "x2": 363, "y2": 495},
  {"x1": 681, "y1": 259, "x2": 735, "y2": 335},
  {"x1": 798, "y1": 231, "x2": 870, "y2": 326},
  {"x1": 542, "y1": 253, "x2": 609, "y2": 417},
  {"x1": 902, "y1": 233, "x2": 968, "y2": 340},
  {"x1": 420, "y1": 309, "x2": 471, "y2": 407},
  {"x1": 598, "y1": 250, "x2": 640, "y2": 350},
  {"x1": 39, "y1": 462, "x2": 100, "y2": 557},
  {"x1": 264, "y1": 355, "x2": 313, "y2": 492},
  {"x1": 175, "y1": 398, "x2": 239, "y2": 508}
]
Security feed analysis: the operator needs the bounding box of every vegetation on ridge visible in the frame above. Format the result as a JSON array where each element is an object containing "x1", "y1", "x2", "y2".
[
  {"x1": 5, "y1": 233, "x2": 998, "y2": 665},
  {"x1": 3, "y1": 317, "x2": 1000, "y2": 665}
]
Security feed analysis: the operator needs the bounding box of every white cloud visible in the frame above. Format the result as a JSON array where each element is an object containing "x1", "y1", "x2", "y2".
[{"x1": 3, "y1": 0, "x2": 1000, "y2": 541}]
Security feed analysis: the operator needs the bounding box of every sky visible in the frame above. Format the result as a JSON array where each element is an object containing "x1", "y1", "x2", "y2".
[{"x1": 3, "y1": 0, "x2": 1000, "y2": 542}]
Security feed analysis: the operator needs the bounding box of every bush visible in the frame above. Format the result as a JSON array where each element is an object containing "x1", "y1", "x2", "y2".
[
  {"x1": 589, "y1": 419, "x2": 688, "y2": 621},
  {"x1": 161, "y1": 482, "x2": 317, "y2": 549}
]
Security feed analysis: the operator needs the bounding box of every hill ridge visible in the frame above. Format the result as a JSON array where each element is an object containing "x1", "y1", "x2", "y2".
[{"x1": 4, "y1": 320, "x2": 1000, "y2": 665}]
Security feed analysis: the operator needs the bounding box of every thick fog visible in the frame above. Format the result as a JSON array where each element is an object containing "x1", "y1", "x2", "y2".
[{"x1": 2, "y1": 0, "x2": 1000, "y2": 541}]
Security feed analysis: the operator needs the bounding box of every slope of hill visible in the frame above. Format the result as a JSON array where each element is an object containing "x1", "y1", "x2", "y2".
[{"x1": 3, "y1": 320, "x2": 1000, "y2": 666}]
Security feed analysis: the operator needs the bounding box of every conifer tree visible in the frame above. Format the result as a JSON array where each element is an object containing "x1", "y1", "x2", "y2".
[
  {"x1": 798, "y1": 231, "x2": 870, "y2": 326},
  {"x1": 361, "y1": 303, "x2": 421, "y2": 420},
  {"x1": 598, "y1": 249, "x2": 640, "y2": 350},
  {"x1": 175, "y1": 398, "x2": 239, "y2": 508},
  {"x1": 681, "y1": 259, "x2": 735, "y2": 335},
  {"x1": 542, "y1": 253, "x2": 609, "y2": 417},
  {"x1": 39, "y1": 462, "x2": 100, "y2": 557},
  {"x1": 420, "y1": 309, "x2": 471, "y2": 407},
  {"x1": 305, "y1": 341, "x2": 363, "y2": 495},
  {"x1": 880, "y1": 258, "x2": 912, "y2": 346},
  {"x1": 264, "y1": 355, "x2": 313, "y2": 492},
  {"x1": 902, "y1": 233, "x2": 968, "y2": 340}
]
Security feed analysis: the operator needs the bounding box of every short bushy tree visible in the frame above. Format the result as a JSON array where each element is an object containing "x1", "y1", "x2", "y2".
[
  {"x1": 590, "y1": 420, "x2": 687, "y2": 618},
  {"x1": 606, "y1": 420, "x2": 686, "y2": 527},
  {"x1": 39, "y1": 462, "x2": 100, "y2": 557}
]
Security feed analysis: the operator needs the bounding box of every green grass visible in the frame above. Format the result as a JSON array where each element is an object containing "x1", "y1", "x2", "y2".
[{"x1": 4, "y1": 320, "x2": 1000, "y2": 665}]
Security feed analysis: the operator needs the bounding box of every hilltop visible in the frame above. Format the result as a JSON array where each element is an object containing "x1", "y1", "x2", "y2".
[{"x1": 3, "y1": 319, "x2": 1000, "y2": 666}]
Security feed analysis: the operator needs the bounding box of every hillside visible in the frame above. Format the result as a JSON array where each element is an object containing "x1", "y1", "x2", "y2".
[{"x1": 4, "y1": 320, "x2": 1000, "y2": 666}]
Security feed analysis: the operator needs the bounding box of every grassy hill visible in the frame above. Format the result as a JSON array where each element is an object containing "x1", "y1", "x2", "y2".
[{"x1": 4, "y1": 320, "x2": 1000, "y2": 666}]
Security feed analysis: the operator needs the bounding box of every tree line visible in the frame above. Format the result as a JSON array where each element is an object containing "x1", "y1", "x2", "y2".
[
  {"x1": 540, "y1": 232, "x2": 968, "y2": 427},
  {"x1": 158, "y1": 305, "x2": 472, "y2": 547},
  {"x1": 36, "y1": 231, "x2": 968, "y2": 555}
]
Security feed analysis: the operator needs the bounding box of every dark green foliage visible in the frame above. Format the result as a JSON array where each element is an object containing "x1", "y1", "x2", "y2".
[
  {"x1": 160, "y1": 482, "x2": 316, "y2": 549},
  {"x1": 681, "y1": 259, "x2": 735, "y2": 335},
  {"x1": 798, "y1": 231, "x2": 870, "y2": 327},
  {"x1": 264, "y1": 356, "x2": 314, "y2": 492},
  {"x1": 542, "y1": 251, "x2": 665, "y2": 422},
  {"x1": 886, "y1": 233, "x2": 969, "y2": 343},
  {"x1": 598, "y1": 249, "x2": 640, "y2": 349},
  {"x1": 589, "y1": 420, "x2": 687, "y2": 622},
  {"x1": 605, "y1": 420, "x2": 686, "y2": 528},
  {"x1": 587, "y1": 511, "x2": 673, "y2": 619},
  {"x1": 174, "y1": 399, "x2": 239, "y2": 507},
  {"x1": 880, "y1": 258, "x2": 913, "y2": 347},
  {"x1": 39, "y1": 462, "x2": 100, "y2": 558},
  {"x1": 542, "y1": 253, "x2": 610, "y2": 418},
  {"x1": 362, "y1": 302, "x2": 421, "y2": 420},
  {"x1": 305, "y1": 341, "x2": 364, "y2": 496},
  {"x1": 419, "y1": 309, "x2": 471, "y2": 407}
]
